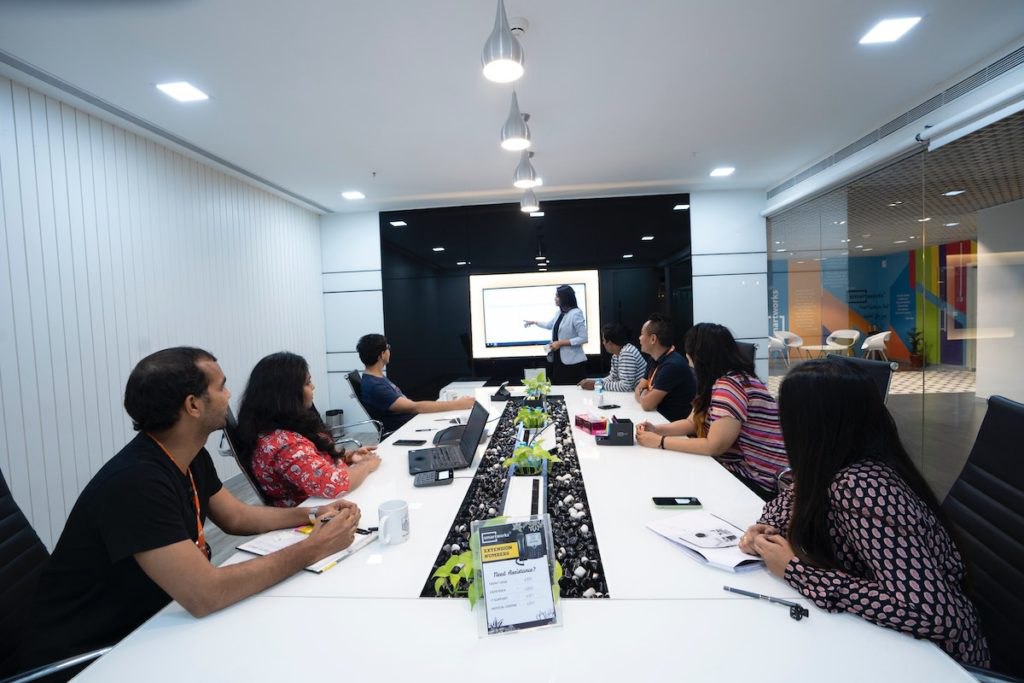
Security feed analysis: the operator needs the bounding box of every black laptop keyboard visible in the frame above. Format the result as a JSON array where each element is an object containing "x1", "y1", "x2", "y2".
[{"x1": 432, "y1": 447, "x2": 465, "y2": 468}]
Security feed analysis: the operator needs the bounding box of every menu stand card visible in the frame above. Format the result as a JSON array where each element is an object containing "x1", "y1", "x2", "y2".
[{"x1": 471, "y1": 515, "x2": 561, "y2": 636}]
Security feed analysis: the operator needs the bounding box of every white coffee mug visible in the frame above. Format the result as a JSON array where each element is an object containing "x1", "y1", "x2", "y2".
[{"x1": 378, "y1": 499, "x2": 410, "y2": 545}]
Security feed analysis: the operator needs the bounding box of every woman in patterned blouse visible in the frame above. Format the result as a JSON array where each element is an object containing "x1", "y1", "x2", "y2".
[
  {"x1": 237, "y1": 352, "x2": 381, "y2": 507},
  {"x1": 636, "y1": 323, "x2": 789, "y2": 500},
  {"x1": 740, "y1": 359, "x2": 989, "y2": 666}
]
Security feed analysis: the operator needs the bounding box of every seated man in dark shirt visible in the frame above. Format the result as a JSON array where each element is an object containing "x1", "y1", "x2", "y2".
[
  {"x1": 17, "y1": 347, "x2": 362, "y2": 677},
  {"x1": 356, "y1": 334, "x2": 474, "y2": 434},
  {"x1": 634, "y1": 313, "x2": 696, "y2": 421}
]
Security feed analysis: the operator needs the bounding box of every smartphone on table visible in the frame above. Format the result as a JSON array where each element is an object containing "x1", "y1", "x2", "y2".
[
  {"x1": 652, "y1": 496, "x2": 702, "y2": 508},
  {"x1": 393, "y1": 439, "x2": 427, "y2": 447}
]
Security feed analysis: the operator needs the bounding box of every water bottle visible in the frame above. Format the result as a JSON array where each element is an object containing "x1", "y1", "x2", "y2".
[{"x1": 595, "y1": 378, "x2": 604, "y2": 407}]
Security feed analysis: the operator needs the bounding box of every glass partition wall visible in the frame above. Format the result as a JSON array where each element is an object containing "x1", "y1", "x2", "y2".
[{"x1": 767, "y1": 109, "x2": 1024, "y2": 500}]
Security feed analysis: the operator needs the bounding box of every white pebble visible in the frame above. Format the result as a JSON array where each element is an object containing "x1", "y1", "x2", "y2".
[
  {"x1": 580, "y1": 524, "x2": 590, "y2": 534},
  {"x1": 488, "y1": 508, "x2": 496, "y2": 515},
  {"x1": 573, "y1": 567, "x2": 586, "y2": 578},
  {"x1": 563, "y1": 495, "x2": 574, "y2": 504},
  {"x1": 573, "y1": 502, "x2": 584, "y2": 510},
  {"x1": 580, "y1": 556, "x2": 589, "y2": 564},
  {"x1": 582, "y1": 587, "x2": 597, "y2": 598},
  {"x1": 450, "y1": 544, "x2": 460, "y2": 553}
]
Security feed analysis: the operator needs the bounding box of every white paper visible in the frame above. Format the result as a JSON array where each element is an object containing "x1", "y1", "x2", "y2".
[
  {"x1": 238, "y1": 528, "x2": 378, "y2": 573},
  {"x1": 647, "y1": 511, "x2": 764, "y2": 573}
]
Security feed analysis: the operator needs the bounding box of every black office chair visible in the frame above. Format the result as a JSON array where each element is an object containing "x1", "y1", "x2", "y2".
[
  {"x1": 347, "y1": 370, "x2": 362, "y2": 400},
  {"x1": 824, "y1": 354, "x2": 898, "y2": 403},
  {"x1": 0, "y1": 469, "x2": 111, "y2": 682},
  {"x1": 736, "y1": 341, "x2": 757, "y2": 367},
  {"x1": 218, "y1": 406, "x2": 269, "y2": 505},
  {"x1": 942, "y1": 396, "x2": 1024, "y2": 679},
  {"x1": 340, "y1": 372, "x2": 385, "y2": 445}
]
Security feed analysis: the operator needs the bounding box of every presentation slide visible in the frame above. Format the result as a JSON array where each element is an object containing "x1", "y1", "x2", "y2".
[{"x1": 469, "y1": 270, "x2": 601, "y2": 359}]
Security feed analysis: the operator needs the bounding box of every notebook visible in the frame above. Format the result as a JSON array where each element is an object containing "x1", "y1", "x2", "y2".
[
  {"x1": 237, "y1": 526, "x2": 377, "y2": 573},
  {"x1": 647, "y1": 510, "x2": 765, "y2": 573}
]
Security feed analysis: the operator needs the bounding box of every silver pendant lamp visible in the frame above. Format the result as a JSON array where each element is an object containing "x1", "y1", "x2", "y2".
[
  {"x1": 520, "y1": 188, "x2": 540, "y2": 213},
  {"x1": 481, "y1": 0, "x2": 524, "y2": 83},
  {"x1": 501, "y1": 92, "x2": 531, "y2": 151},
  {"x1": 513, "y1": 151, "x2": 538, "y2": 188}
]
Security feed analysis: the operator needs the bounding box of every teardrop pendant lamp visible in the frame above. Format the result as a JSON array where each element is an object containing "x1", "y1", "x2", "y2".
[
  {"x1": 501, "y1": 91, "x2": 531, "y2": 151},
  {"x1": 481, "y1": 0, "x2": 524, "y2": 83},
  {"x1": 513, "y1": 151, "x2": 538, "y2": 188},
  {"x1": 520, "y1": 188, "x2": 540, "y2": 213}
]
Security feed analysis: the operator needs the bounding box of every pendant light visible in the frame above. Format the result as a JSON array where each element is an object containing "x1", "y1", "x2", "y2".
[
  {"x1": 501, "y1": 92, "x2": 531, "y2": 151},
  {"x1": 520, "y1": 188, "x2": 539, "y2": 213},
  {"x1": 481, "y1": 0, "x2": 524, "y2": 83},
  {"x1": 513, "y1": 151, "x2": 538, "y2": 189}
]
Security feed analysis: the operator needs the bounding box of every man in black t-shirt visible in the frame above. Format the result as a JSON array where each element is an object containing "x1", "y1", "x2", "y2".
[
  {"x1": 17, "y1": 347, "x2": 362, "y2": 677},
  {"x1": 634, "y1": 314, "x2": 696, "y2": 421}
]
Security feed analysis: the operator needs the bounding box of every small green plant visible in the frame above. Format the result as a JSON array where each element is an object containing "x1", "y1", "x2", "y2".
[
  {"x1": 503, "y1": 440, "x2": 561, "y2": 474},
  {"x1": 907, "y1": 327, "x2": 924, "y2": 355},
  {"x1": 514, "y1": 406, "x2": 547, "y2": 429},
  {"x1": 432, "y1": 550, "x2": 482, "y2": 607},
  {"x1": 521, "y1": 371, "x2": 552, "y2": 397}
]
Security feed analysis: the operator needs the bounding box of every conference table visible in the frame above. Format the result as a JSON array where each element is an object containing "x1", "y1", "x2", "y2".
[{"x1": 74, "y1": 387, "x2": 971, "y2": 682}]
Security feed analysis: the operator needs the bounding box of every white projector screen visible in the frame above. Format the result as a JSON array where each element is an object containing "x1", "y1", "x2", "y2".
[{"x1": 470, "y1": 270, "x2": 601, "y2": 359}]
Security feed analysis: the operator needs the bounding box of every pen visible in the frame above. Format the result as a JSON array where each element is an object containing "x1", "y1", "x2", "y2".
[{"x1": 723, "y1": 585, "x2": 810, "y2": 621}]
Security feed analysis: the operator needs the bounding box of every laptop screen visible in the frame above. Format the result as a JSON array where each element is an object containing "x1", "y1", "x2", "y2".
[{"x1": 459, "y1": 401, "x2": 489, "y2": 463}]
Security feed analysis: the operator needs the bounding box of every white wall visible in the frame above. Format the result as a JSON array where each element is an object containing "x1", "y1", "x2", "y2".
[
  {"x1": 689, "y1": 191, "x2": 769, "y2": 379},
  {"x1": 0, "y1": 75, "x2": 327, "y2": 548},
  {"x1": 320, "y1": 212, "x2": 384, "y2": 424},
  {"x1": 975, "y1": 198, "x2": 1024, "y2": 401}
]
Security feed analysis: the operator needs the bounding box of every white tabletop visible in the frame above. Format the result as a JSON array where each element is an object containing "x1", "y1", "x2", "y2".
[{"x1": 75, "y1": 385, "x2": 971, "y2": 681}]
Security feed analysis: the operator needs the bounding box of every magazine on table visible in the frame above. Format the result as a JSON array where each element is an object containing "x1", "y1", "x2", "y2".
[{"x1": 647, "y1": 510, "x2": 764, "y2": 573}]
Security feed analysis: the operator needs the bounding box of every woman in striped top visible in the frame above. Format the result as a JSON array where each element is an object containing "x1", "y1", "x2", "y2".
[
  {"x1": 579, "y1": 323, "x2": 647, "y2": 392},
  {"x1": 636, "y1": 323, "x2": 789, "y2": 500}
]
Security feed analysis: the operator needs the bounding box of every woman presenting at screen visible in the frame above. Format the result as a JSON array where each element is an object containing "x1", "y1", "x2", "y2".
[{"x1": 524, "y1": 284, "x2": 589, "y2": 385}]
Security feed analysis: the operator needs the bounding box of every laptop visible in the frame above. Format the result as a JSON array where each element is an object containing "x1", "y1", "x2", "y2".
[{"x1": 408, "y1": 401, "x2": 489, "y2": 474}]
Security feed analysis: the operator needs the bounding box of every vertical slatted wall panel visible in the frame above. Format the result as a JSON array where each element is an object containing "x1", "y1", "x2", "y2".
[{"x1": 0, "y1": 75, "x2": 327, "y2": 549}]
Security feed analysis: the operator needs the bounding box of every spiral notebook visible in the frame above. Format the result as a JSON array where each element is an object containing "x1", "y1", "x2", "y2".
[{"x1": 237, "y1": 526, "x2": 378, "y2": 573}]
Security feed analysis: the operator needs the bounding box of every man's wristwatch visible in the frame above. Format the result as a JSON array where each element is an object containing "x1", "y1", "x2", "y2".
[{"x1": 308, "y1": 507, "x2": 320, "y2": 525}]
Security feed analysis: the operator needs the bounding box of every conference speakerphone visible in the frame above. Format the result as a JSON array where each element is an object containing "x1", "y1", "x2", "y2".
[{"x1": 408, "y1": 401, "x2": 488, "y2": 475}]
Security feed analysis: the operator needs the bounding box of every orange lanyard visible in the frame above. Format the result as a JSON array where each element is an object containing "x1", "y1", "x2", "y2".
[
  {"x1": 148, "y1": 434, "x2": 210, "y2": 560},
  {"x1": 648, "y1": 346, "x2": 675, "y2": 387}
]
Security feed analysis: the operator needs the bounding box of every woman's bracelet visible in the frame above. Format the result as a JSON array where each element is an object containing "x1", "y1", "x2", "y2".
[{"x1": 659, "y1": 435, "x2": 667, "y2": 450}]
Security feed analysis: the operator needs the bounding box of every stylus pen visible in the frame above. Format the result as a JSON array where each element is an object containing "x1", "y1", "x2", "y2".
[{"x1": 723, "y1": 585, "x2": 801, "y2": 608}]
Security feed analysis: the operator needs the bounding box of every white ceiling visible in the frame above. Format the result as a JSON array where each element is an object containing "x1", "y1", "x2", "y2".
[{"x1": 2, "y1": 0, "x2": 1023, "y2": 213}]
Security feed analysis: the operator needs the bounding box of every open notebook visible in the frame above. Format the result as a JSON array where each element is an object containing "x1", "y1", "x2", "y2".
[
  {"x1": 238, "y1": 526, "x2": 378, "y2": 573},
  {"x1": 647, "y1": 511, "x2": 764, "y2": 573}
]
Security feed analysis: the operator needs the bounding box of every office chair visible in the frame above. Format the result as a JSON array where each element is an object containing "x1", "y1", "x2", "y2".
[
  {"x1": 735, "y1": 341, "x2": 757, "y2": 368},
  {"x1": 347, "y1": 370, "x2": 362, "y2": 400},
  {"x1": 824, "y1": 328, "x2": 861, "y2": 355},
  {"x1": 768, "y1": 336, "x2": 789, "y2": 367},
  {"x1": 861, "y1": 331, "x2": 892, "y2": 361},
  {"x1": 341, "y1": 372, "x2": 386, "y2": 444},
  {"x1": 218, "y1": 407, "x2": 269, "y2": 505},
  {"x1": 942, "y1": 396, "x2": 1024, "y2": 680},
  {"x1": 773, "y1": 330, "x2": 804, "y2": 361},
  {"x1": 0, "y1": 468, "x2": 111, "y2": 682},
  {"x1": 824, "y1": 355, "x2": 899, "y2": 403}
]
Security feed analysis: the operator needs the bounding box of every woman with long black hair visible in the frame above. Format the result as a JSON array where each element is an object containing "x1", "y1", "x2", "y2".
[
  {"x1": 523, "y1": 284, "x2": 589, "y2": 385},
  {"x1": 740, "y1": 359, "x2": 988, "y2": 666},
  {"x1": 237, "y1": 352, "x2": 381, "y2": 507},
  {"x1": 636, "y1": 322, "x2": 788, "y2": 500}
]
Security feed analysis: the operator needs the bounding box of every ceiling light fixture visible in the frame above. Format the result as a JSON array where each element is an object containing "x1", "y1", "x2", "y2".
[
  {"x1": 538, "y1": 268, "x2": 547, "y2": 272},
  {"x1": 156, "y1": 81, "x2": 209, "y2": 102},
  {"x1": 944, "y1": 222, "x2": 960, "y2": 227},
  {"x1": 341, "y1": 191, "x2": 365, "y2": 200},
  {"x1": 710, "y1": 167, "x2": 735, "y2": 177},
  {"x1": 501, "y1": 92, "x2": 531, "y2": 151},
  {"x1": 622, "y1": 254, "x2": 634, "y2": 259},
  {"x1": 520, "y1": 188, "x2": 539, "y2": 212},
  {"x1": 863, "y1": 248, "x2": 874, "y2": 252},
  {"x1": 457, "y1": 261, "x2": 468, "y2": 266},
  {"x1": 432, "y1": 247, "x2": 445, "y2": 252},
  {"x1": 887, "y1": 201, "x2": 903, "y2": 207},
  {"x1": 641, "y1": 235, "x2": 654, "y2": 241},
  {"x1": 673, "y1": 204, "x2": 690, "y2": 211},
  {"x1": 859, "y1": 17, "x2": 921, "y2": 44},
  {"x1": 942, "y1": 190, "x2": 966, "y2": 197},
  {"x1": 529, "y1": 211, "x2": 545, "y2": 217},
  {"x1": 894, "y1": 240, "x2": 908, "y2": 244},
  {"x1": 917, "y1": 217, "x2": 931, "y2": 222},
  {"x1": 390, "y1": 220, "x2": 407, "y2": 227},
  {"x1": 775, "y1": 248, "x2": 787, "y2": 253},
  {"x1": 513, "y1": 150, "x2": 538, "y2": 188},
  {"x1": 481, "y1": 0, "x2": 524, "y2": 83}
]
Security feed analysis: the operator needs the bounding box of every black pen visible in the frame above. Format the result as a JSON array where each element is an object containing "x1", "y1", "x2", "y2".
[{"x1": 723, "y1": 585, "x2": 810, "y2": 621}]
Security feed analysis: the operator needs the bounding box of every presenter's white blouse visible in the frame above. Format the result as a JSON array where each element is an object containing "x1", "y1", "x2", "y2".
[{"x1": 538, "y1": 308, "x2": 588, "y2": 365}]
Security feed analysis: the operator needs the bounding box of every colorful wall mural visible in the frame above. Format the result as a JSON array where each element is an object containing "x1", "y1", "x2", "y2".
[{"x1": 768, "y1": 240, "x2": 975, "y2": 365}]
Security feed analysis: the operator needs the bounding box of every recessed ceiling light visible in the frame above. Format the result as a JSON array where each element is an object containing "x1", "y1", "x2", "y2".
[
  {"x1": 535, "y1": 256, "x2": 545, "y2": 261},
  {"x1": 941, "y1": 190, "x2": 966, "y2": 197},
  {"x1": 910, "y1": 235, "x2": 917, "y2": 239},
  {"x1": 710, "y1": 167, "x2": 735, "y2": 177},
  {"x1": 854, "y1": 245, "x2": 864, "y2": 249},
  {"x1": 341, "y1": 191, "x2": 365, "y2": 200},
  {"x1": 432, "y1": 247, "x2": 445, "y2": 252},
  {"x1": 156, "y1": 81, "x2": 209, "y2": 102},
  {"x1": 641, "y1": 235, "x2": 655, "y2": 241},
  {"x1": 863, "y1": 248, "x2": 874, "y2": 252},
  {"x1": 944, "y1": 222, "x2": 960, "y2": 227},
  {"x1": 839, "y1": 220, "x2": 847, "y2": 225},
  {"x1": 530, "y1": 211, "x2": 545, "y2": 217},
  {"x1": 859, "y1": 17, "x2": 921, "y2": 44},
  {"x1": 887, "y1": 202, "x2": 903, "y2": 207},
  {"x1": 673, "y1": 204, "x2": 690, "y2": 211},
  {"x1": 622, "y1": 254, "x2": 634, "y2": 259},
  {"x1": 775, "y1": 248, "x2": 787, "y2": 253},
  {"x1": 917, "y1": 217, "x2": 931, "y2": 222},
  {"x1": 457, "y1": 261, "x2": 468, "y2": 265},
  {"x1": 862, "y1": 234, "x2": 872, "y2": 238},
  {"x1": 390, "y1": 220, "x2": 407, "y2": 227},
  {"x1": 894, "y1": 240, "x2": 908, "y2": 244},
  {"x1": 538, "y1": 268, "x2": 547, "y2": 271}
]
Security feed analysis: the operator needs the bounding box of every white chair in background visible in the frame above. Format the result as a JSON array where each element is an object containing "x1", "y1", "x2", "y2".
[
  {"x1": 773, "y1": 330, "x2": 804, "y2": 362},
  {"x1": 825, "y1": 329, "x2": 861, "y2": 356},
  {"x1": 861, "y1": 331, "x2": 892, "y2": 361},
  {"x1": 768, "y1": 336, "x2": 789, "y2": 366}
]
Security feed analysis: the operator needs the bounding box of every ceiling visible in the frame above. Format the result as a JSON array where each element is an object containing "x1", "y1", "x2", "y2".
[
  {"x1": 2, "y1": 0, "x2": 1023, "y2": 214},
  {"x1": 767, "y1": 108, "x2": 1024, "y2": 260}
]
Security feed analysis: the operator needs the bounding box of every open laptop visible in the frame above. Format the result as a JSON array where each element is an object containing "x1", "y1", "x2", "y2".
[{"x1": 408, "y1": 401, "x2": 489, "y2": 474}]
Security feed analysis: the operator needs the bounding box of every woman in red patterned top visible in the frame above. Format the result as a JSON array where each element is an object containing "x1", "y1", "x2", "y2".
[
  {"x1": 739, "y1": 359, "x2": 989, "y2": 666},
  {"x1": 636, "y1": 323, "x2": 789, "y2": 500},
  {"x1": 237, "y1": 352, "x2": 381, "y2": 507}
]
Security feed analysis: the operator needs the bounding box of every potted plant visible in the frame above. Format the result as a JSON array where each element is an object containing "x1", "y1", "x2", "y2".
[
  {"x1": 908, "y1": 327, "x2": 925, "y2": 369},
  {"x1": 432, "y1": 550, "x2": 483, "y2": 606},
  {"x1": 521, "y1": 371, "x2": 552, "y2": 408},
  {"x1": 514, "y1": 406, "x2": 548, "y2": 444},
  {"x1": 503, "y1": 440, "x2": 561, "y2": 476}
]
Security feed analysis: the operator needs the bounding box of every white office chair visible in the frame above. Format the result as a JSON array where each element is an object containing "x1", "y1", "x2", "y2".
[
  {"x1": 768, "y1": 336, "x2": 789, "y2": 366},
  {"x1": 861, "y1": 331, "x2": 892, "y2": 360},
  {"x1": 825, "y1": 329, "x2": 861, "y2": 355},
  {"x1": 773, "y1": 330, "x2": 804, "y2": 362}
]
